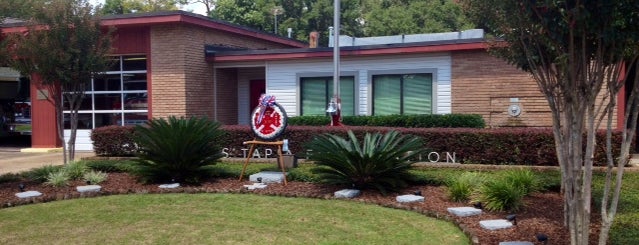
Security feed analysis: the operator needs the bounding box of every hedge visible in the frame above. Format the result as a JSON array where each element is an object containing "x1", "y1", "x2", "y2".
[
  {"x1": 287, "y1": 114, "x2": 486, "y2": 128},
  {"x1": 91, "y1": 125, "x2": 627, "y2": 166}
]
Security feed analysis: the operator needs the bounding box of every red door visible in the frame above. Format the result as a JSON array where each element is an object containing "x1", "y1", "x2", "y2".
[{"x1": 249, "y1": 80, "x2": 266, "y2": 111}]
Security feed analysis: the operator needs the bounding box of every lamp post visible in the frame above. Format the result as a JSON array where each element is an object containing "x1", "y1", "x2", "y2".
[
  {"x1": 272, "y1": 6, "x2": 283, "y2": 35},
  {"x1": 327, "y1": 0, "x2": 342, "y2": 126}
]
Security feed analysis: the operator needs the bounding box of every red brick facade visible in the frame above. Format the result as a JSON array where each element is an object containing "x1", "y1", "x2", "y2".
[{"x1": 452, "y1": 50, "x2": 618, "y2": 128}]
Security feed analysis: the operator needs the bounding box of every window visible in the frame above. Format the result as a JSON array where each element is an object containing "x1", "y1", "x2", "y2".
[
  {"x1": 372, "y1": 73, "x2": 432, "y2": 115},
  {"x1": 300, "y1": 76, "x2": 355, "y2": 116},
  {"x1": 63, "y1": 55, "x2": 148, "y2": 129}
]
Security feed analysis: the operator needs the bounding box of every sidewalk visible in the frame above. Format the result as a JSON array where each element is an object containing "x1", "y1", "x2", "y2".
[{"x1": 0, "y1": 148, "x2": 94, "y2": 174}]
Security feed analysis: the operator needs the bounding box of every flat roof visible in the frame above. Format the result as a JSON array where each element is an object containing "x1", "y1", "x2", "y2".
[{"x1": 206, "y1": 38, "x2": 488, "y2": 62}]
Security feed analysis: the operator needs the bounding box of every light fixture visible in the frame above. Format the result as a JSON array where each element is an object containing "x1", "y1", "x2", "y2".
[
  {"x1": 413, "y1": 190, "x2": 422, "y2": 196},
  {"x1": 18, "y1": 183, "x2": 25, "y2": 192},
  {"x1": 473, "y1": 202, "x2": 483, "y2": 210},
  {"x1": 535, "y1": 233, "x2": 548, "y2": 245},
  {"x1": 506, "y1": 214, "x2": 517, "y2": 225}
]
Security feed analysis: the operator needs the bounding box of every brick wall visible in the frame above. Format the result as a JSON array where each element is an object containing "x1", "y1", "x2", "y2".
[
  {"x1": 149, "y1": 23, "x2": 295, "y2": 122},
  {"x1": 452, "y1": 50, "x2": 552, "y2": 127},
  {"x1": 452, "y1": 50, "x2": 618, "y2": 128},
  {"x1": 215, "y1": 68, "x2": 238, "y2": 124}
]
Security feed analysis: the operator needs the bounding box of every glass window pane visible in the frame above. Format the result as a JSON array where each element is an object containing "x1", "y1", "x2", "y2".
[
  {"x1": 94, "y1": 94, "x2": 122, "y2": 110},
  {"x1": 123, "y1": 73, "x2": 147, "y2": 91},
  {"x1": 301, "y1": 78, "x2": 327, "y2": 116},
  {"x1": 403, "y1": 74, "x2": 432, "y2": 114},
  {"x1": 107, "y1": 57, "x2": 121, "y2": 72},
  {"x1": 63, "y1": 113, "x2": 92, "y2": 129},
  {"x1": 123, "y1": 113, "x2": 148, "y2": 126},
  {"x1": 95, "y1": 113, "x2": 120, "y2": 128},
  {"x1": 327, "y1": 76, "x2": 355, "y2": 116},
  {"x1": 63, "y1": 94, "x2": 92, "y2": 111},
  {"x1": 373, "y1": 75, "x2": 401, "y2": 115},
  {"x1": 124, "y1": 93, "x2": 148, "y2": 110},
  {"x1": 122, "y1": 56, "x2": 147, "y2": 71},
  {"x1": 93, "y1": 74, "x2": 121, "y2": 91}
]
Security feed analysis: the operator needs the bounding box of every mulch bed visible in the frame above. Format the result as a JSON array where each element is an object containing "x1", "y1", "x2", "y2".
[{"x1": 0, "y1": 172, "x2": 602, "y2": 245}]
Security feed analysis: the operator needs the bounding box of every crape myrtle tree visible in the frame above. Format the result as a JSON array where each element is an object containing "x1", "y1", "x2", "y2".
[
  {"x1": 461, "y1": 0, "x2": 639, "y2": 244},
  {"x1": 5, "y1": 0, "x2": 113, "y2": 163}
]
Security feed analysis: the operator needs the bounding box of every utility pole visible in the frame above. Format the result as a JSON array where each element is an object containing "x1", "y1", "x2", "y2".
[{"x1": 327, "y1": 0, "x2": 342, "y2": 126}]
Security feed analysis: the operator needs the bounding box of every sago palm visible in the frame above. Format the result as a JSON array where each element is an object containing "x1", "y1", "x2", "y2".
[
  {"x1": 307, "y1": 130, "x2": 426, "y2": 194},
  {"x1": 134, "y1": 116, "x2": 225, "y2": 184}
]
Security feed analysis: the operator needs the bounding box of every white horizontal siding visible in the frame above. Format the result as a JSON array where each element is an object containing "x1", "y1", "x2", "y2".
[{"x1": 266, "y1": 53, "x2": 452, "y2": 116}]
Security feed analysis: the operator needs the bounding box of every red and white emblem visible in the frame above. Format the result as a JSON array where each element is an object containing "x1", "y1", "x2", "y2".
[{"x1": 250, "y1": 94, "x2": 287, "y2": 140}]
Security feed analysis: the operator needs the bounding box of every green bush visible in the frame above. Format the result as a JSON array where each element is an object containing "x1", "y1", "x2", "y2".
[
  {"x1": 306, "y1": 130, "x2": 426, "y2": 194},
  {"x1": 288, "y1": 114, "x2": 486, "y2": 128},
  {"x1": 23, "y1": 165, "x2": 64, "y2": 183},
  {"x1": 479, "y1": 178, "x2": 525, "y2": 211},
  {"x1": 133, "y1": 116, "x2": 225, "y2": 184},
  {"x1": 447, "y1": 172, "x2": 484, "y2": 202},
  {"x1": 502, "y1": 169, "x2": 540, "y2": 195},
  {"x1": 0, "y1": 173, "x2": 22, "y2": 184},
  {"x1": 44, "y1": 171, "x2": 69, "y2": 187},
  {"x1": 83, "y1": 170, "x2": 108, "y2": 185},
  {"x1": 64, "y1": 161, "x2": 88, "y2": 180},
  {"x1": 91, "y1": 125, "x2": 137, "y2": 156},
  {"x1": 86, "y1": 160, "x2": 137, "y2": 173}
]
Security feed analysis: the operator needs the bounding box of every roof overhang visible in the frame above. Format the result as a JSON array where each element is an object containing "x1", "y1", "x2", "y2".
[
  {"x1": 1, "y1": 11, "x2": 306, "y2": 48},
  {"x1": 206, "y1": 39, "x2": 489, "y2": 63}
]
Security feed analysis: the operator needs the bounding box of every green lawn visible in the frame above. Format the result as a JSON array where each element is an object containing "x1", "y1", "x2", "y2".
[{"x1": 0, "y1": 193, "x2": 470, "y2": 245}]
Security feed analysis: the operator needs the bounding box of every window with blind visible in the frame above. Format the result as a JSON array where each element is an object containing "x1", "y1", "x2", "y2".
[
  {"x1": 300, "y1": 76, "x2": 355, "y2": 116},
  {"x1": 372, "y1": 73, "x2": 432, "y2": 115}
]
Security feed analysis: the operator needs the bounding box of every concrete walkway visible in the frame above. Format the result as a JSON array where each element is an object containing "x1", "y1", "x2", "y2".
[{"x1": 0, "y1": 148, "x2": 94, "y2": 174}]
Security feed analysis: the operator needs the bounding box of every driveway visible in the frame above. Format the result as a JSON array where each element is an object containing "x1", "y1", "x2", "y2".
[{"x1": 0, "y1": 148, "x2": 94, "y2": 174}]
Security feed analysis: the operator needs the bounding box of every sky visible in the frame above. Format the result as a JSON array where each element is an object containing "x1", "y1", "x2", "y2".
[{"x1": 89, "y1": 0, "x2": 208, "y2": 16}]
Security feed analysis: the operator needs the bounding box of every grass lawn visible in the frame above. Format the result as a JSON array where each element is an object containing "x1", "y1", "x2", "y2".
[{"x1": 0, "y1": 193, "x2": 470, "y2": 245}]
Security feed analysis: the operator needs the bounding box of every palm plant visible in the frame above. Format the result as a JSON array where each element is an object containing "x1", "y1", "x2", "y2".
[
  {"x1": 133, "y1": 116, "x2": 225, "y2": 184},
  {"x1": 306, "y1": 130, "x2": 426, "y2": 194}
]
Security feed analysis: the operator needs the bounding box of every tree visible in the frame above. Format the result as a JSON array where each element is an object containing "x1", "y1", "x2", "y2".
[
  {"x1": 461, "y1": 0, "x2": 639, "y2": 244},
  {"x1": 102, "y1": 0, "x2": 187, "y2": 15},
  {"x1": 188, "y1": 0, "x2": 216, "y2": 16},
  {"x1": 4, "y1": 0, "x2": 113, "y2": 163},
  {"x1": 361, "y1": 0, "x2": 474, "y2": 36}
]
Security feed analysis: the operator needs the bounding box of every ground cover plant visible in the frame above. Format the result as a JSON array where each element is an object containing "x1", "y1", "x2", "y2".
[
  {"x1": 133, "y1": 116, "x2": 225, "y2": 184},
  {"x1": 0, "y1": 194, "x2": 469, "y2": 245},
  {"x1": 0, "y1": 160, "x2": 638, "y2": 244},
  {"x1": 305, "y1": 130, "x2": 426, "y2": 193}
]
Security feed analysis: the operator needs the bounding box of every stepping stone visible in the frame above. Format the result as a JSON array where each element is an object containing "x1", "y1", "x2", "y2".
[
  {"x1": 499, "y1": 242, "x2": 534, "y2": 245},
  {"x1": 334, "y1": 189, "x2": 360, "y2": 199},
  {"x1": 480, "y1": 219, "x2": 513, "y2": 230},
  {"x1": 15, "y1": 191, "x2": 42, "y2": 199},
  {"x1": 249, "y1": 171, "x2": 287, "y2": 183},
  {"x1": 243, "y1": 183, "x2": 268, "y2": 190},
  {"x1": 396, "y1": 194, "x2": 425, "y2": 203},
  {"x1": 447, "y1": 207, "x2": 482, "y2": 217},
  {"x1": 159, "y1": 183, "x2": 180, "y2": 189},
  {"x1": 76, "y1": 185, "x2": 101, "y2": 193}
]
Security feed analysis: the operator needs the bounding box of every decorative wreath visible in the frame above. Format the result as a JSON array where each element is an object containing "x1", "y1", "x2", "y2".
[{"x1": 250, "y1": 94, "x2": 288, "y2": 141}]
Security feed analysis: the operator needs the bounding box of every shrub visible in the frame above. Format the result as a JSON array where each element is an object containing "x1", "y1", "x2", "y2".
[
  {"x1": 288, "y1": 114, "x2": 486, "y2": 128},
  {"x1": 447, "y1": 172, "x2": 485, "y2": 202},
  {"x1": 91, "y1": 125, "x2": 137, "y2": 156},
  {"x1": 502, "y1": 169, "x2": 540, "y2": 195},
  {"x1": 0, "y1": 173, "x2": 22, "y2": 184},
  {"x1": 64, "y1": 161, "x2": 88, "y2": 180},
  {"x1": 133, "y1": 116, "x2": 225, "y2": 184},
  {"x1": 45, "y1": 171, "x2": 69, "y2": 187},
  {"x1": 83, "y1": 170, "x2": 108, "y2": 185},
  {"x1": 478, "y1": 178, "x2": 525, "y2": 211},
  {"x1": 86, "y1": 160, "x2": 137, "y2": 173},
  {"x1": 23, "y1": 165, "x2": 64, "y2": 183},
  {"x1": 306, "y1": 130, "x2": 426, "y2": 194}
]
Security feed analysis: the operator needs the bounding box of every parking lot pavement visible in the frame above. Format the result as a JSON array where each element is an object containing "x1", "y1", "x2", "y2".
[{"x1": 0, "y1": 149, "x2": 94, "y2": 174}]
